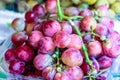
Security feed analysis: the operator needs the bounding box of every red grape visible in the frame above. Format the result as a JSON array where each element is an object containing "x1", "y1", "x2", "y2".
[
  {"x1": 16, "y1": 45, "x2": 35, "y2": 62},
  {"x1": 11, "y1": 31, "x2": 28, "y2": 46},
  {"x1": 67, "y1": 34, "x2": 82, "y2": 49},
  {"x1": 33, "y1": 54, "x2": 52, "y2": 70},
  {"x1": 60, "y1": 21, "x2": 72, "y2": 34},
  {"x1": 42, "y1": 66, "x2": 56, "y2": 80},
  {"x1": 28, "y1": 31, "x2": 43, "y2": 48},
  {"x1": 66, "y1": 66, "x2": 84, "y2": 80},
  {"x1": 87, "y1": 41, "x2": 102, "y2": 56},
  {"x1": 38, "y1": 37, "x2": 55, "y2": 54},
  {"x1": 64, "y1": 7, "x2": 79, "y2": 16},
  {"x1": 42, "y1": 20, "x2": 61, "y2": 37},
  {"x1": 32, "y1": 4, "x2": 45, "y2": 17},
  {"x1": 9, "y1": 60, "x2": 25, "y2": 74},
  {"x1": 25, "y1": 11, "x2": 38, "y2": 23},
  {"x1": 5, "y1": 48, "x2": 17, "y2": 63},
  {"x1": 54, "y1": 72, "x2": 70, "y2": 80},
  {"x1": 62, "y1": 48, "x2": 83, "y2": 66},
  {"x1": 80, "y1": 16, "x2": 97, "y2": 31},
  {"x1": 11, "y1": 18, "x2": 25, "y2": 31},
  {"x1": 45, "y1": 0, "x2": 57, "y2": 13},
  {"x1": 53, "y1": 31, "x2": 71, "y2": 48},
  {"x1": 97, "y1": 56, "x2": 112, "y2": 69}
]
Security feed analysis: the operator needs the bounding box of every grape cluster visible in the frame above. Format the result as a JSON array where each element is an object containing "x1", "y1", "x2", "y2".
[{"x1": 5, "y1": 0, "x2": 120, "y2": 80}]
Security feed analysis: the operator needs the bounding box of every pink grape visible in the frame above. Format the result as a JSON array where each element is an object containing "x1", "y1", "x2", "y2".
[
  {"x1": 79, "y1": 9, "x2": 92, "y2": 17},
  {"x1": 42, "y1": 20, "x2": 61, "y2": 37},
  {"x1": 62, "y1": 48, "x2": 83, "y2": 66},
  {"x1": 53, "y1": 31, "x2": 71, "y2": 48},
  {"x1": 67, "y1": 34, "x2": 82, "y2": 49},
  {"x1": 33, "y1": 54, "x2": 52, "y2": 70},
  {"x1": 28, "y1": 31, "x2": 43, "y2": 48},
  {"x1": 38, "y1": 37, "x2": 55, "y2": 54},
  {"x1": 54, "y1": 72, "x2": 70, "y2": 80}
]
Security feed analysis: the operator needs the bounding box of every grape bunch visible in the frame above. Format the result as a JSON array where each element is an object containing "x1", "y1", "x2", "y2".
[{"x1": 4, "y1": 0, "x2": 120, "y2": 80}]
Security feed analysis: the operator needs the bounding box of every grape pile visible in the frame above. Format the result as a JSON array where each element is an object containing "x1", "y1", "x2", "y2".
[{"x1": 4, "y1": 0, "x2": 120, "y2": 80}]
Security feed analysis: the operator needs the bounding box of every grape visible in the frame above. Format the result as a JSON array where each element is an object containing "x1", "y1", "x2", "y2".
[
  {"x1": 42, "y1": 66, "x2": 56, "y2": 80},
  {"x1": 53, "y1": 31, "x2": 71, "y2": 48},
  {"x1": 42, "y1": 20, "x2": 61, "y2": 37},
  {"x1": 95, "y1": 0, "x2": 109, "y2": 8},
  {"x1": 66, "y1": 66, "x2": 84, "y2": 80},
  {"x1": 64, "y1": 7, "x2": 79, "y2": 16},
  {"x1": 71, "y1": 0, "x2": 81, "y2": 5},
  {"x1": 81, "y1": 0, "x2": 97, "y2": 5},
  {"x1": 25, "y1": 23, "x2": 35, "y2": 35},
  {"x1": 78, "y1": 3, "x2": 89, "y2": 11},
  {"x1": 111, "y1": 2, "x2": 120, "y2": 14},
  {"x1": 108, "y1": 9, "x2": 116, "y2": 19},
  {"x1": 45, "y1": 0, "x2": 57, "y2": 13},
  {"x1": 9, "y1": 60, "x2": 25, "y2": 74},
  {"x1": 54, "y1": 72, "x2": 70, "y2": 80},
  {"x1": 32, "y1": 4, "x2": 45, "y2": 17},
  {"x1": 62, "y1": 48, "x2": 83, "y2": 66},
  {"x1": 11, "y1": 31, "x2": 28, "y2": 46},
  {"x1": 33, "y1": 21, "x2": 43, "y2": 31},
  {"x1": 28, "y1": 31, "x2": 43, "y2": 48},
  {"x1": 11, "y1": 18, "x2": 25, "y2": 31},
  {"x1": 60, "y1": 21, "x2": 72, "y2": 34},
  {"x1": 60, "y1": 0, "x2": 73, "y2": 7},
  {"x1": 33, "y1": 54, "x2": 52, "y2": 70},
  {"x1": 80, "y1": 16, "x2": 97, "y2": 31},
  {"x1": 87, "y1": 41, "x2": 102, "y2": 56},
  {"x1": 97, "y1": 56, "x2": 112, "y2": 69},
  {"x1": 81, "y1": 58, "x2": 100, "y2": 75},
  {"x1": 16, "y1": 45, "x2": 35, "y2": 62},
  {"x1": 5, "y1": 48, "x2": 17, "y2": 63},
  {"x1": 94, "y1": 23, "x2": 108, "y2": 37},
  {"x1": 99, "y1": 17, "x2": 114, "y2": 33},
  {"x1": 67, "y1": 34, "x2": 82, "y2": 49},
  {"x1": 25, "y1": 11, "x2": 38, "y2": 23},
  {"x1": 96, "y1": 5, "x2": 109, "y2": 17},
  {"x1": 38, "y1": 37, "x2": 55, "y2": 54},
  {"x1": 102, "y1": 31, "x2": 120, "y2": 58},
  {"x1": 79, "y1": 9, "x2": 92, "y2": 17}
]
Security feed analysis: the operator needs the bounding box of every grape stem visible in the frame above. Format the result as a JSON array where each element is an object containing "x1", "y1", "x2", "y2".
[{"x1": 57, "y1": 0, "x2": 92, "y2": 66}]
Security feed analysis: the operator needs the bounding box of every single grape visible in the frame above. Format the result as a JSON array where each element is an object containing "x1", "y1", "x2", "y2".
[
  {"x1": 62, "y1": 48, "x2": 83, "y2": 66},
  {"x1": 53, "y1": 31, "x2": 71, "y2": 48},
  {"x1": 32, "y1": 4, "x2": 45, "y2": 17},
  {"x1": 28, "y1": 31, "x2": 43, "y2": 48},
  {"x1": 80, "y1": 16, "x2": 97, "y2": 31},
  {"x1": 38, "y1": 37, "x2": 55, "y2": 54},
  {"x1": 5, "y1": 48, "x2": 17, "y2": 63},
  {"x1": 87, "y1": 40, "x2": 102, "y2": 56},
  {"x1": 11, "y1": 18, "x2": 25, "y2": 31},
  {"x1": 33, "y1": 54, "x2": 52, "y2": 70},
  {"x1": 66, "y1": 66, "x2": 84, "y2": 80},
  {"x1": 25, "y1": 10, "x2": 38, "y2": 23},
  {"x1": 16, "y1": 45, "x2": 35, "y2": 62},
  {"x1": 83, "y1": 34, "x2": 92, "y2": 43},
  {"x1": 45, "y1": 0, "x2": 57, "y2": 13},
  {"x1": 11, "y1": 31, "x2": 28, "y2": 46},
  {"x1": 42, "y1": 20, "x2": 61, "y2": 37},
  {"x1": 67, "y1": 34, "x2": 82, "y2": 49},
  {"x1": 9, "y1": 60, "x2": 25, "y2": 74},
  {"x1": 64, "y1": 7, "x2": 79, "y2": 16},
  {"x1": 94, "y1": 23, "x2": 108, "y2": 37},
  {"x1": 42, "y1": 66, "x2": 56, "y2": 80},
  {"x1": 60, "y1": 21, "x2": 72, "y2": 34},
  {"x1": 97, "y1": 56, "x2": 112, "y2": 69}
]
